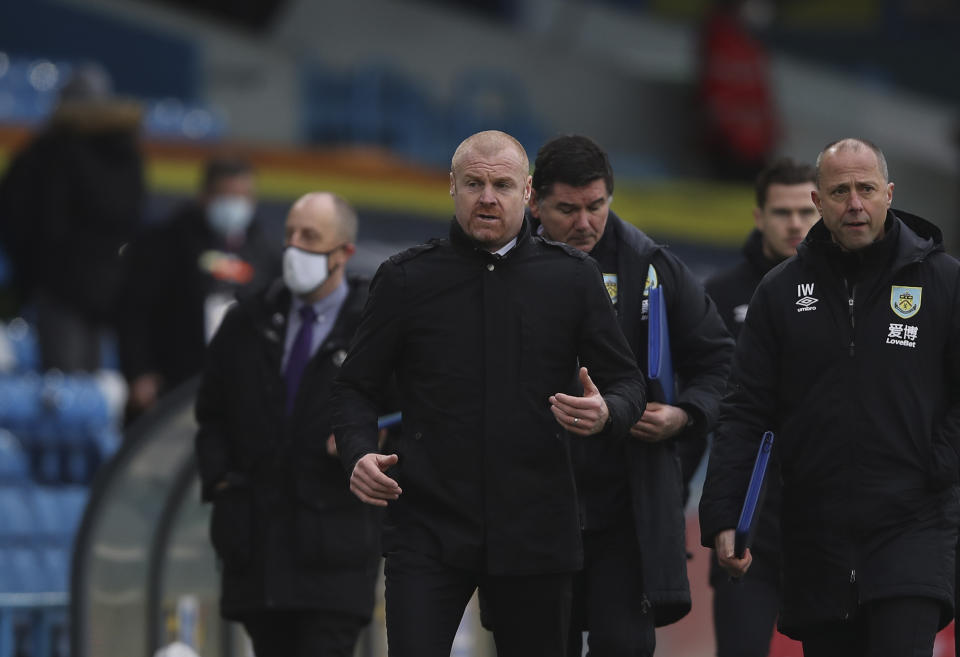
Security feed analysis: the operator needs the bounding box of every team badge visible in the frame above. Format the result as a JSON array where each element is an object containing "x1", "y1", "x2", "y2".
[
  {"x1": 641, "y1": 265, "x2": 658, "y2": 321},
  {"x1": 603, "y1": 273, "x2": 618, "y2": 304},
  {"x1": 332, "y1": 349, "x2": 348, "y2": 367},
  {"x1": 890, "y1": 285, "x2": 922, "y2": 319},
  {"x1": 644, "y1": 264, "x2": 659, "y2": 294}
]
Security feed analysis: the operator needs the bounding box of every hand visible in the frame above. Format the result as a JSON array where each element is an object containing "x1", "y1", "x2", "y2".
[
  {"x1": 129, "y1": 373, "x2": 163, "y2": 412},
  {"x1": 715, "y1": 529, "x2": 752, "y2": 578},
  {"x1": 549, "y1": 367, "x2": 610, "y2": 436},
  {"x1": 630, "y1": 403, "x2": 689, "y2": 442},
  {"x1": 325, "y1": 433, "x2": 338, "y2": 457},
  {"x1": 350, "y1": 453, "x2": 402, "y2": 507}
]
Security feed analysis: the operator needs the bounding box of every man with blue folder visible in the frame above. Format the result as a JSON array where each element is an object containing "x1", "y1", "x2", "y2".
[
  {"x1": 700, "y1": 158, "x2": 819, "y2": 657},
  {"x1": 700, "y1": 138, "x2": 960, "y2": 656},
  {"x1": 528, "y1": 135, "x2": 734, "y2": 657}
]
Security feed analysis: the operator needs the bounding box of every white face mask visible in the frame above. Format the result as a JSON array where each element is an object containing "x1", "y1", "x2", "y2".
[
  {"x1": 207, "y1": 196, "x2": 255, "y2": 238},
  {"x1": 283, "y1": 246, "x2": 336, "y2": 295}
]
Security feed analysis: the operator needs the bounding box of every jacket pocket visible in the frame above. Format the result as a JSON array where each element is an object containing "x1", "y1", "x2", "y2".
[
  {"x1": 209, "y1": 485, "x2": 254, "y2": 568},
  {"x1": 293, "y1": 502, "x2": 377, "y2": 569}
]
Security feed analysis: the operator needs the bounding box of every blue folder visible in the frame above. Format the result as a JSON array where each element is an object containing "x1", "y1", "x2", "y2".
[
  {"x1": 377, "y1": 412, "x2": 403, "y2": 429},
  {"x1": 647, "y1": 285, "x2": 675, "y2": 404},
  {"x1": 734, "y1": 431, "x2": 775, "y2": 558}
]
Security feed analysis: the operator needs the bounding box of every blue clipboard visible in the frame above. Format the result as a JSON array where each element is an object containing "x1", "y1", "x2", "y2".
[
  {"x1": 647, "y1": 285, "x2": 675, "y2": 404},
  {"x1": 734, "y1": 431, "x2": 775, "y2": 558}
]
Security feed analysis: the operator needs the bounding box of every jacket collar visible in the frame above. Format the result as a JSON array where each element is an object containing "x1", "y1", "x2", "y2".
[
  {"x1": 799, "y1": 209, "x2": 942, "y2": 275},
  {"x1": 449, "y1": 215, "x2": 531, "y2": 259},
  {"x1": 741, "y1": 228, "x2": 781, "y2": 278}
]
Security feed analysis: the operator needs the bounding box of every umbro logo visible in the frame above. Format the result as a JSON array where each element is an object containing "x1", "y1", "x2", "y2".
[{"x1": 796, "y1": 283, "x2": 818, "y2": 312}]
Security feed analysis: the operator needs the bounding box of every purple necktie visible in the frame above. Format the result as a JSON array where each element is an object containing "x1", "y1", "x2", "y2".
[{"x1": 285, "y1": 305, "x2": 317, "y2": 416}]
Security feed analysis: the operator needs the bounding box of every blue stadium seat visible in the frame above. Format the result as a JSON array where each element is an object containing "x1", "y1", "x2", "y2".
[
  {"x1": 41, "y1": 374, "x2": 109, "y2": 437},
  {"x1": 0, "y1": 485, "x2": 36, "y2": 544},
  {"x1": 3, "y1": 547, "x2": 46, "y2": 593},
  {"x1": 36, "y1": 546, "x2": 69, "y2": 592},
  {"x1": 143, "y1": 97, "x2": 226, "y2": 140},
  {"x1": 0, "y1": 375, "x2": 41, "y2": 433},
  {"x1": 0, "y1": 430, "x2": 30, "y2": 484},
  {"x1": 446, "y1": 69, "x2": 545, "y2": 160},
  {"x1": 3, "y1": 319, "x2": 40, "y2": 373},
  {"x1": 30, "y1": 485, "x2": 87, "y2": 544}
]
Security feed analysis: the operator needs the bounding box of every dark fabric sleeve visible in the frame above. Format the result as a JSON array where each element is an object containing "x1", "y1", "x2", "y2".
[
  {"x1": 928, "y1": 261, "x2": 960, "y2": 489},
  {"x1": 0, "y1": 141, "x2": 43, "y2": 296},
  {"x1": 332, "y1": 260, "x2": 406, "y2": 473},
  {"x1": 194, "y1": 306, "x2": 242, "y2": 501},
  {"x1": 699, "y1": 277, "x2": 780, "y2": 547},
  {"x1": 657, "y1": 251, "x2": 735, "y2": 440},
  {"x1": 117, "y1": 229, "x2": 164, "y2": 381},
  {"x1": 577, "y1": 258, "x2": 647, "y2": 438}
]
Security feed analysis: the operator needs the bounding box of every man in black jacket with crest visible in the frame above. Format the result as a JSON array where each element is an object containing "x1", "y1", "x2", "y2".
[
  {"x1": 701, "y1": 138, "x2": 960, "y2": 656},
  {"x1": 529, "y1": 134, "x2": 733, "y2": 657}
]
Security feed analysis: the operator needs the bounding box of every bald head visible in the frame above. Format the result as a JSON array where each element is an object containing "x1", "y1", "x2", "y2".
[
  {"x1": 816, "y1": 138, "x2": 889, "y2": 187},
  {"x1": 284, "y1": 191, "x2": 358, "y2": 301},
  {"x1": 451, "y1": 130, "x2": 529, "y2": 177},
  {"x1": 287, "y1": 192, "x2": 358, "y2": 244}
]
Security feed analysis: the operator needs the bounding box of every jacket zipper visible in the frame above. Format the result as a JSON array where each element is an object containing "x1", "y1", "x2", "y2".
[
  {"x1": 844, "y1": 279, "x2": 858, "y2": 611},
  {"x1": 846, "y1": 282, "x2": 856, "y2": 357}
]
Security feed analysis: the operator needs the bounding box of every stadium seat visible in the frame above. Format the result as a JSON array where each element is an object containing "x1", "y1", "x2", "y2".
[
  {"x1": 0, "y1": 374, "x2": 41, "y2": 433},
  {"x1": 2, "y1": 319, "x2": 40, "y2": 373},
  {"x1": 0, "y1": 485, "x2": 36, "y2": 544},
  {"x1": 0, "y1": 430, "x2": 30, "y2": 484}
]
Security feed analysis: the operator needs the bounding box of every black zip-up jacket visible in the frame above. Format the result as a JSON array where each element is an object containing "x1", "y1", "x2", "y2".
[
  {"x1": 581, "y1": 213, "x2": 733, "y2": 625},
  {"x1": 332, "y1": 218, "x2": 646, "y2": 576},
  {"x1": 702, "y1": 228, "x2": 783, "y2": 588},
  {"x1": 706, "y1": 228, "x2": 777, "y2": 341},
  {"x1": 700, "y1": 211, "x2": 960, "y2": 637},
  {"x1": 195, "y1": 276, "x2": 382, "y2": 620}
]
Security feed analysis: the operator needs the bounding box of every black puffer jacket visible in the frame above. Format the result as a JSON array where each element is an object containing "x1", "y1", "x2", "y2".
[
  {"x1": 700, "y1": 211, "x2": 960, "y2": 637},
  {"x1": 195, "y1": 277, "x2": 382, "y2": 620}
]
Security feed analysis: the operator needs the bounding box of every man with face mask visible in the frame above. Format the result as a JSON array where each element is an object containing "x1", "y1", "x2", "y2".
[
  {"x1": 118, "y1": 157, "x2": 280, "y2": 421},
  {"x1": 195, "y1": 192, "x2": 385, "y2": 657}
]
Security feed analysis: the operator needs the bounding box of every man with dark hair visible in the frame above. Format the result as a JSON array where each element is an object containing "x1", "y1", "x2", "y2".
[
  {"x1": 706, "y1": 158, "x2": 819, "y2": 339},
  {"x1": 694, "y1": 157, "x2": 818, "y2": 657},
  {"x1": 118, "y1": 156, "x2": 280, "y2": 419},
  {"x1": 332, "y1": 130, "x2": 646, "y2": 657},
  {"x1": 196, "y1": 192, "x2": 382, "y2": 657},
  {"x1": 529, "y1": 134, "x2": 733, "y2": 657},
  {"x1": 700, "y1": 138, "x2": 960, "y2": 655}
]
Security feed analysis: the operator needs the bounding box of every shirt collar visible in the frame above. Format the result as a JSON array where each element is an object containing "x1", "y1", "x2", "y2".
[
  {"x1": 290, "y1": 278, "x2": 348, "y2": 321},
  {"x1": 491, "y1": 237, "x2": 518, "y2": 257}
]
